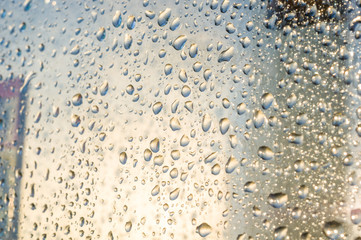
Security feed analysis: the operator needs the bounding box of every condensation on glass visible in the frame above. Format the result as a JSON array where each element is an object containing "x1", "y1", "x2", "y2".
[{"x1": 0, "y1": 0, "x2": 360, "y2": 239}]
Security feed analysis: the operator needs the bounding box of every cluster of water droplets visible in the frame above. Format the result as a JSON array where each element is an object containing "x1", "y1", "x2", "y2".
[{"x1": 0, "y1": 0, "x2": 361, "y2": 239}]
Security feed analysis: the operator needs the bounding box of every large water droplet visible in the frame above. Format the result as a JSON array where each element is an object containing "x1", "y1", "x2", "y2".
[
  {"x1": 173, "y1": 35, "x2": 187, "y2": 50},
  {"x1": 196, "y1": 222, "x2": 212, "y2": 237},
  {"x1": 112, "y1": 10, "x2": 122, "y2": 27},
  {"x1": 323, "y1": 221, "x2": 343, "y2": 239},
  {"x1": 258, "y1": 146, "x2": 274, "y2": 160},
  {"x1": 268, "y1": 192, "x2": 288, "y2": 208},
  {"x1": 218, "y1": 46, "x2": 234, "y2": 62},
  {"x1": 158, "y1": 8, "x2": 172, "y2": 26}
]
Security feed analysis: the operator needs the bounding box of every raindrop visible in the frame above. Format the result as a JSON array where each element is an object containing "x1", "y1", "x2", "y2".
[
  {"x1": 112, "y1": 10, "x2": 122, "y2": 27},
  {"x1": 253, "y1": 110, "x2": 266, "y2": 128},
  {"x1": 96, "y1": 27, "x2": 106, "y2": 41},
  {"x1": 225, "y1": 156, "x2": 238, "y2": 173},
  {"x1": 218, "y1": 46, "x2": 234, "y2": 62},
  {"x1": 204, "y1": 152, "x2": 217, "y2": 164},
  {"x1": 268, "y1": 192, "x2": 288, "y2": 208},
  {"x1": 351, "y1": 209, "x2": 361, "y2": 224},
  {"x1": 169, "y1": 188, "x2": 180, "y2": 200},
  {"x1": 124, "y1": 34, "x2": 133, "y2": 50},
  {"x1": 323, "y1": 221, "x2": 343, "y2": 240},
  {"x1": 196, "y1": 223, "x2": 212, "y2": 237},
  {"x1": 72, "y1": 93, "x2": 83, "y2": 106},
  {"x1": 261, "y1": 93, "x2": 274, "y2": 110},
  {"x1": 119, "y1": 152, "x2": 127, "y2": 165},
  {"x1": 151, "y1": 185, "x2": 160, "y2": 196},
  {"x1": 126, "y1": 15, "x2": 136, "y2": 29},
  {"x1": 158, "y1": 8, "x2": 172, "y2": 26},
  {"x1": 125, "y1": 221, "x2": 132, "y2": 232},
  {"x1": 152, "y1": 102, "x2": 163, "y2": 114},
  {"x1": 173, "y1": 35, "x2": 187, "y2": 50},
  {"x1": 150, "y1": 138, "x2": 160, "y2": 152},
  {"x1": 258, "y1": 146, "x2": 274, "y2": 160},
  {"x1": 219, "y1": 118, "x2": 230, "y2": 134}
]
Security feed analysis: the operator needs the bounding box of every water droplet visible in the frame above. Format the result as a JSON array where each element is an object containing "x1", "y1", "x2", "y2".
[
  {"x1": 158, "y1": 8, "x2": 172, "y2": 26},
  {"x1": 219, "y1": 118, "x2": 230, "y2": 134},
  {"x1": 70, "y1": 45, "x2": 80, "y2": 55},
  {"x1": 220, "y1": 0, "x2": 230, "y2": 13},
  {"x1": 211, "y1": 164, "x2": 221, "y2": 175},
  {"x1": 323, "y1": 221, "x2": 343, "y2": 239},
  {"x1": 204, "y1": 152, "x2": 217, "y2": 164},
  {"x1": 152, "y1": 102, "x2": 163, "y2": 114},
  {"x1": 154, "y1": 155, "x2": 164, "y2": 166},
  {"x1": 171, "y1": 150, "x2": 180, "y2": 160},
  {"x1": 96, "y1": 27, "x2": 106, "y2": 41},
  {"x1": 72, "y1": 93, "x2": 82, "y2": 106},
  {"x1": 173, "y1": 35, "x2": 187, "y2": 50},
  {"x1": 144, "y1": 149, "x2": 152, "y2": 161},
  {"x1": 99, "y1": 81, "x2": 109, "y2": 96},
  {"x1": 179, "y1": 69, "x2": 188, "y2": 83},
  {"x1": 351, "y1": 209, "x2": 361, "y2": 224},
  {"x1": 23, "y1": 0, "x2": 31, "y2": 11},
  {"x1": 202, "y1": 114, "x2": 212, "y2": 132},
  {"x1": 218, "y1": 46, "x2": 234, "y2": 62},
  {"x1": 287, "y1": 93, "x2": 297, "y2": 108},
  {"x1": 225, "y1": 22, "x2": 236, "y2": 34},
  {"x1": 275, "y1": 226, "x2": 288, "y2": 240},
  {"x1": 258, "y1": 146, "x2": 274, "y2": 160},
  {"x1": 125, "y1": 221, "x2": 132, "y2": 232},
  {"x1": 126, "y1": 15, "x2": 136, "y2": 30},
  {"x1": 170, "y1": 168, "x2": 178, "y2": 178},
  {"x1": 170, "y1": 117, "x2": 181, "y2": 131},
  {"x1": 184, "y1": 101, "x2": 193, "y2": 113},
  {"x1": 112, "y1": 10, "x2": 122, "y2": 27},
  {"x1": 268, "y1": 192, "x2": 288, "y2": 208},
  {"x1": 169, "y1": 188, "x2": 180, "y2": 200},
  {"x1": 196, "y1": 222, "x2": 212, "y2": 237},
  {"x1": 244, "y1": 181, "x2": 256, "y2": 193},
  {"x1": 237, "y1": 103, "x2": 247, "y2": 115},
  {"x1": 189, "y1": 43, "x2": 198, "y2": 58},
  {"x1": 225, "y1": 155, "x2": 238, "y2": 173},
  {"x1": 145, "y1": 10, "x2": 155, "y2": 19},
  {"x1": 181, "y1": 85, "x2": 191, "y2": 97},
  {"x1": 180, "y1": 135, "x2": 190, "y2": 147},
  {"x1": 261, "y1": 93, "x2": 274, "y2": 110},
  {"x1": 287, "y1": 133, "x2": 304, "y2": 145},
  {"x1": 298, "y1": 185, "x2": 309, "y2": 199},
  {"x1": 119, "y1": 152, "x2": 127, "y2": 165},
  {"x1": 71, "y1": 114, "x2": 81, "y2": 127},
  {"x1": 150, "y1": 138, "x2": 160, "y2": 152},
  {"x1": 253, "y1": 109, "x2": 266, "y2": 128},
  {"x1": 170, "y1": 17, "x2": 180, "y2": 31},
  {"x1": 124, "y1": 34, "x2": 133, "y2": 50},
  {"x1": 151, "y1": 185, "x2": 160, "y2": 196},
  {"x1": 240, "y1": 37, "x2": 251, "y2": 48}
]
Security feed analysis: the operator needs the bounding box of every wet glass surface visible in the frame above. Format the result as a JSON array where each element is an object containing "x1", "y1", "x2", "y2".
[{"x1": 0, "y1": 0, "x2": 361, "y2": 239}]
